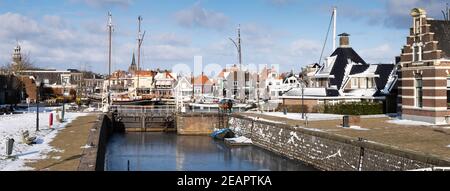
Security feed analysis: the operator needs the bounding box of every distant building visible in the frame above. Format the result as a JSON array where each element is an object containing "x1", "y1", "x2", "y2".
[
  {"x1": 281, "y1": 33, "x2": 398, "y2": 112},
  {"x1": 17, "y1": 69, "x2": 81, "y2": 101},
  {"x1": 153, "y1": 71, "x2": 177, "y2": 98},
  {"x1": 193, "y1": 73, "x2": 213, "y2": 96},
  {"x1": 128, "y1": 52, "x2": 137, "y2": 75},
  {"x1": 0, "y1": 74, "x2": 26, "y2": 105},
  {"x1": 174, "y1": 76, "x2": 193, "y2": 102},
  {"x1": 399, "y1": 8, "x2": 450, "y2": 124}
]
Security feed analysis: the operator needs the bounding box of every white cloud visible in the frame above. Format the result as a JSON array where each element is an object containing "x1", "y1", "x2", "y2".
[
  {"x1": 290, "y1": 39, "x2": 322, "y2": 57},
  {"x1": 359, "y1": 44, "x2": 397, "y2": 64},
  {"x1": 150, "y1": 33, "x2": 191, "y2": 46},
  {"x1": 174, "y1": 2, "x2": 229, "y2": 31},
  {"x1": 340, "y1": 0, "x2": 449, "y2": 29}
]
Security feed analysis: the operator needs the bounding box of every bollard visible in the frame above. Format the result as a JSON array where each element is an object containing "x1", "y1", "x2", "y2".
[
  {"x1": 49, "y1": 112, "x2": 54, "y2": 128},
  {"x1": 6, "y1": 138, "x2": 14, "y2": 156},
  {"x1": 343, "y1": 115, "x2": 349, "y2": 127}
]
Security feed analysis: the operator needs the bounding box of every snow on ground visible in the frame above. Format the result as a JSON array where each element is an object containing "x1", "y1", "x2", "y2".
[
  {"x1": 246, "y1": 116, "x2": 285, "y2": 124},
  {"x1": 248, "y1": 112, "x2": 343, "y2": 121},
  {"x1": 387, "y1": 119, "x2": 438, "y2": 126},
  {"x1": 345, "y1": 126, "x2": 369, "y2": 131},
  {"x1": 225, "y1": 136, "x2": 252, "y2": 144},
  {"x1": 0, "y1": 109, "x2": 88, "y2": 171}
]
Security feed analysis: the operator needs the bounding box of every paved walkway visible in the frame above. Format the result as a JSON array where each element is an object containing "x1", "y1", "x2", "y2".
[
  {"x1": 240, "y1": 112, "x2": 450, "y2": 160},
  {"x1": 27, "y1": 114, "x2": 100, "y2": 171}
]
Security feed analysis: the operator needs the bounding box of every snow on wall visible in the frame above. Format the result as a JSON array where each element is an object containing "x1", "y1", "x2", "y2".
[{"x1": 229, "y1": 116, "x2": 443, "y2": 171}]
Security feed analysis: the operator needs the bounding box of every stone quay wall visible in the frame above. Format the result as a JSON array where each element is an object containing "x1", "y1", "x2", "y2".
[
  {"x1": 228, "y1": 115, "x2": 450, "y2": 171},
  {"x1": 176, "y1": 113, "x2": 229, "y2": 135}
]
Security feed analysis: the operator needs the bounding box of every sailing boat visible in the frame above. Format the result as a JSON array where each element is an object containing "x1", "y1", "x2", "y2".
[{"x1": 102, "y1": 14, "x2": 156, "y2": 106}]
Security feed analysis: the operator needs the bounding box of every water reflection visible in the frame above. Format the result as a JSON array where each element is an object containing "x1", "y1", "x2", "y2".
[{"x1": 105, "y1": 132, "x2": 316, "y2": 171}]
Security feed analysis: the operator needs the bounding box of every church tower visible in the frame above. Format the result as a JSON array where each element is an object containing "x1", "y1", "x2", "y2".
[
  {"x1": 12, "y1": 43, "x2": 22, "y2": 66},
  {"x1": 128, "y1": 52, "x2": 137, "y2": 75}
]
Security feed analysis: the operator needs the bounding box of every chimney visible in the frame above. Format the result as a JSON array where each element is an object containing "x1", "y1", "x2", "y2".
[{"x1": 338, "y1": 33, "x2": 350, "y2": 48}]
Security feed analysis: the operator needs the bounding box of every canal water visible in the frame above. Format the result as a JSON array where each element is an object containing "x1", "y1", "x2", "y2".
[{"x1": 105, "y1": 132, "x2": 316, "y2": 171}]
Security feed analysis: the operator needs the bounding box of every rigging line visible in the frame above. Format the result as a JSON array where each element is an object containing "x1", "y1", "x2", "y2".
[{"x1": 318, "y1": 11, "x2": 334, "y2": 66}]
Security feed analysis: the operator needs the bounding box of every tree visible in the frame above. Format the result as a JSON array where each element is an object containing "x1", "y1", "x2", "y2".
[{"x1": 2, "y1": 52, "x2": 37, "y2": 74}]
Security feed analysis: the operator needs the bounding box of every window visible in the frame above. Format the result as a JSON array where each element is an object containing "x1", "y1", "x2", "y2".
[
  {"x1": 367, "y1": 78, "x2": 373, "y2": 88},
  {"x1": 414, "y1": 18, "x2": 420, "y2": 34},
  {"x1": 360, "y1": 78, "x2": 366, "y2": 89},
  {"x1": 447, "y1": 78, "x2": 450, "y2": 108},
  {"x1": 415, "y1": 78, "x2": 423, "y2": 108},
  {"x1": 351, "y1": 78, "x2": 358, "y2": 88},
  {"x1": 413, "y1": 44, "x2": 422, "y2": 62}
]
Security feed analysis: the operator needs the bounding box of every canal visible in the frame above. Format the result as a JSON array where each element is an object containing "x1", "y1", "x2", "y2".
[{"x1": 105, "y1": 132, "x2": 316, "y2": 171}]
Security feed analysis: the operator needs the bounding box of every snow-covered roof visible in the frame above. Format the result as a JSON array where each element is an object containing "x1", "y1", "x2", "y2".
[
  {"x1": 343, "y1": 89, "x2": 378, "y2": 97},
  {"x1": 283, "y1": 87, "x2": 328, "y2": 97}
]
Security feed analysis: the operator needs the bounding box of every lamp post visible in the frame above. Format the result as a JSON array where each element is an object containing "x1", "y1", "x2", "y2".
[
  {"x1": 62, "y1": 82, "x2": 66, "y2": 122},
  {"x1": 300, "y1": 79, "x2": 305, "y2": 119},
  {"x1": 36, "y1": 80, "x2": 41, "y2": 132}
]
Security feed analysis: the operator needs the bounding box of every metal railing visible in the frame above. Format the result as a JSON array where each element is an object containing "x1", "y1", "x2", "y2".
[{"x1": 110, "y1": 105, "x2": 176, "y2": 116}]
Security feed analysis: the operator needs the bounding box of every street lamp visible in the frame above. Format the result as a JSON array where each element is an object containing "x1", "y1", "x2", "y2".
[
  {"x1": 62, "y1": 82, "x2": 66, "y2": 122},
  {"x1": 35, "y1": 80, "x2": 41, "y2": 132},
  {"x1": 300, "y1": 79, "x2": 306, "y2": 119}
]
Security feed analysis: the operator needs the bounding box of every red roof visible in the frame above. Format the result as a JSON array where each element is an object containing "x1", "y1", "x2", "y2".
[{"x1": 194, "y1": 74, "x2": 212, "y2": 85}]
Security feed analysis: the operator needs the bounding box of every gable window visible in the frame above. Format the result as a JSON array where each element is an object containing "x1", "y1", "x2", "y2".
[{"x1": 415, "y1": 77, "x2": 423, "y2": 108}]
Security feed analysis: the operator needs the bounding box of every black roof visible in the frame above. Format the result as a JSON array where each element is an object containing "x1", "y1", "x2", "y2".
[
  {"x1": 326, "y1": 89, "x2": 340, "y2": 97},
  {"x1": 328, "y1": 47, "x2": 367, "y2": 89},
  {"x1": 429, "y1": 20, "x2": 450, "y2": 59},
  {"x1": 349, "y1": 65, "x2": 370, "y2": 75},
  {"x1": 374, "y1": 64, "x2": 395, "y2": 91}
]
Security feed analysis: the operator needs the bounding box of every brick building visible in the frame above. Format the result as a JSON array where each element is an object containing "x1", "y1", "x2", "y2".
[{"x1": 399, "y1": 8, "x2": 450, "y2": 123}]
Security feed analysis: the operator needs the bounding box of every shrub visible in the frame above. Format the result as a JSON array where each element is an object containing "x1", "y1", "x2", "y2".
[
  {"x1": 277, "y1": 105, "x2": 309, "y2": 113},
  {"x1": 323, "y1": 101, "x2": 383, "y2": 115}
]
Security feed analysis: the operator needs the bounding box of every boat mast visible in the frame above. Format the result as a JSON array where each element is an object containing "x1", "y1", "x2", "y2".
[
  {"x1": 137, "y1": 16, "x2": 146, "y2": 95},
  {"x1": 229, "y1": 24, "x2": 242, "y2": 71},
  {"x1": 332, "y1": 7, "x2": 337, "y2": 51},
  {"x1": 108, "y1": 12, "x2": 113, "y2": 99}
]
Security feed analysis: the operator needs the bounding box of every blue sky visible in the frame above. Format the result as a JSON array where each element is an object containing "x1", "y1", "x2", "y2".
[{"x1": 0, "y1": 0, "x2": 448, "y2": 75}]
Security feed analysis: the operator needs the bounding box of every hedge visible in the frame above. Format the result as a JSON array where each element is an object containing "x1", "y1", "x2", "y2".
[{"x1": 323, "y1": 101, "x2": 384, "y2": 115}]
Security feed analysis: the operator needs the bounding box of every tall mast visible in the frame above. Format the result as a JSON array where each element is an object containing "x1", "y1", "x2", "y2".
[
  {"x1": 136, "y1": 16, "x2": 146, "y2": 96},
  {"x1": 229, "y1": 24, "x2": 242, "y2": 71},
  {"x1": 238, "y1": 24, "x2": 242, "y2": 71},
  {"x1": 332, "y1": 7, "x2": 337, "y2": 51},
  {"x1": 108, "y1": 12, "x2": 113, "y2": 94}
]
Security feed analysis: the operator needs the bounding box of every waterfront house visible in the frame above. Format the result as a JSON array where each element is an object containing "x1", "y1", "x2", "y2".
[
  {"x1": 398, "y1": 8, "x2": 450, "y2": 124},
  {"x1": 153, "y1": 70, "x2": 177, "y2": 98},
  {"x1": 281, "y1": 33, "x2": 398, "y2": 112},
  {"x1": 174, "y1": 76, "x2": 193, "y2": 102},
  {"x1": 193, "y1": 73, "x2": 213, "y2": 97}
]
